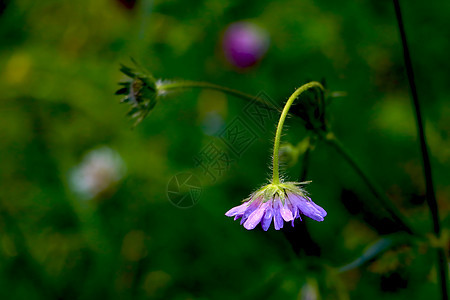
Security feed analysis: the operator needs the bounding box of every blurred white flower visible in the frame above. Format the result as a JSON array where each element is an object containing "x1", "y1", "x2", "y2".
[
  {"x1": 300, "y1": 280, "x2": 319, "y2": 300},
  {"x1": 69, "y1": 147, "x2": 126, "y2": 199}
]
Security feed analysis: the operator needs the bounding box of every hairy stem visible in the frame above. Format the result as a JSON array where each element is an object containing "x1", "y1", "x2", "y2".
[
  {"x1": 272, "y1": 82, "x2": 324, "y2": 184},
  {"x1": 393, "y1": 0, "x2": 448, "y2": 298}
]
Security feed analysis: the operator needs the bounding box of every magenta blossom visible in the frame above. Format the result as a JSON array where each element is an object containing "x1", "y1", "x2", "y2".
[
  {"x1": 222, "y1": 21, "x2": 270, "y2": 69},
  {"x1": 225, "y1": 182, "x2": 326, "y2": 231}
]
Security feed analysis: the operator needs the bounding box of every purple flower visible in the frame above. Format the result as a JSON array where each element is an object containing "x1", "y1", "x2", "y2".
[
  {"x1": 225, "y1": 182, "x2": 326, "y2": 231},
  {"x1": 222, "y1": 21, "x2": 270, "y2": 69}
]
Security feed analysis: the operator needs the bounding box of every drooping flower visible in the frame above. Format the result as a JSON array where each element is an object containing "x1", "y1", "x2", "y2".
[
  {"x1": 222, "y1": 21, "x2": 270, "y2": 69},
  {"x1": 225, "y1": 82, "x2": 327, "y2": 231},
  {"x1": 225, "y1": 182, "x2": 326, "y2": 231}
]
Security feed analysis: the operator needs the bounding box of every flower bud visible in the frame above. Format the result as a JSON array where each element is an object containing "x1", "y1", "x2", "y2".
[
  {"x1": 279, "y1": 138, "x2": 310, "y2": 167},
  {"x1": 290, "y1": 83, "x2": 327, "y2": 132},
  {"x1": 116, "y1": 61, "x2": 158, "y2": 125},
  {"x1": 279, "y1": 143, "x2": 298, "y2": 167}
]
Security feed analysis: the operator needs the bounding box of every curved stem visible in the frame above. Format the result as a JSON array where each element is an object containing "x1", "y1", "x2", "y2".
[
  {"x1": 272, "y1": 82, "x2": 324, "y2": 184},
  {"x1": 321, "y1": 131, "x2": 415, "y2": 235},
  {"x1": 393, "y1": 0, "x2": 447, "y2": 298},
  {"x1": 159, "y1": 81, "x2": 280, "y2": 112}
]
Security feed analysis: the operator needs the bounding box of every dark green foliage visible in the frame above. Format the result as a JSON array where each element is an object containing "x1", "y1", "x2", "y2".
[{"x1": 0, "y1": 0, "x2": 448, "y2": 299}]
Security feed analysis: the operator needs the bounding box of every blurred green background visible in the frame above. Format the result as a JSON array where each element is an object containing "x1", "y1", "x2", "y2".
[{"x1": 0, "y1": 0, "x2": 449, "y2": 299}]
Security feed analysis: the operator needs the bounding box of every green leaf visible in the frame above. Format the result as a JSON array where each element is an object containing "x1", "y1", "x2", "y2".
[{"x1": 338, "y1": 233, "x2": 411, "y2": 273}]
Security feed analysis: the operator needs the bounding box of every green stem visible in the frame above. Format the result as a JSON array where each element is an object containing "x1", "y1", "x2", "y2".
[
  {"x1": 393, "y1": 0, "x2": 448, "y2": 297},
  {"x1": 272, "y1": 82, "x2": 324, "y2": 184},
  {"x1": 321, "y1": 131, "x2": 415, "y2": 235},
  {"x1": 159, "y1": 81, "x2": 280, "y2": 112}
]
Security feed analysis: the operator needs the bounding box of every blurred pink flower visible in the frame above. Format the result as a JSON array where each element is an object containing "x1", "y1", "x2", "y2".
[{"x1": 222, "y1": 21, "x2": 270, "y2": 69}]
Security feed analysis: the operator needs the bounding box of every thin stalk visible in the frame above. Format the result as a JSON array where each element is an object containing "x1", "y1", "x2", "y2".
[
  {"x1": 159, "y1": 81, "x2": 280, "y2": 112},
  {"x1": 393, "y1": 0, "x2": 448, "y2": 298},
  {"x1": 321, "y1": 131, "x2": 415, "y2": 235}
]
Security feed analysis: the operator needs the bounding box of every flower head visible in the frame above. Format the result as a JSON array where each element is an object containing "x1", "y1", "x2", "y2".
[
  {"x1": 225, "y1": 182, "x2": 326, "y2": 231},
  {"x1": 116, "y1": 60, "x2": 158, "y2": 125}
]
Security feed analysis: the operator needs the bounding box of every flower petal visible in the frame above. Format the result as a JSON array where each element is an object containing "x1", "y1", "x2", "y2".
[
  {"x1": 280, "y1": 201, "x2": 294, "y2": 222},
  {"x1": 225, "y1": 202, "x2": 248, "y2": 218},
  {"x1": 244, "y1": 202, "x2": 270, "y2": 230},
  {"x1": 273, "y1": 201, "x2": 284, "y2": 230},
  {"x1": 312, "y1": 201, "x2": 327, "y2": 217},
  {"x1": 299, "y1": 202, "x2": 325, "y2": 222},
  {"x1": 289, "y1": 194, "x2": 325, "y2": 222},
  {"x1": 261, "y1": 203, "x2": 273, "y2": 231},
  {"x1": 289, "y1": 202, "x2": 298, "y2": 219},
  {"x1": 240, "y1": 199, "x2": 261, "y2": 225}
]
